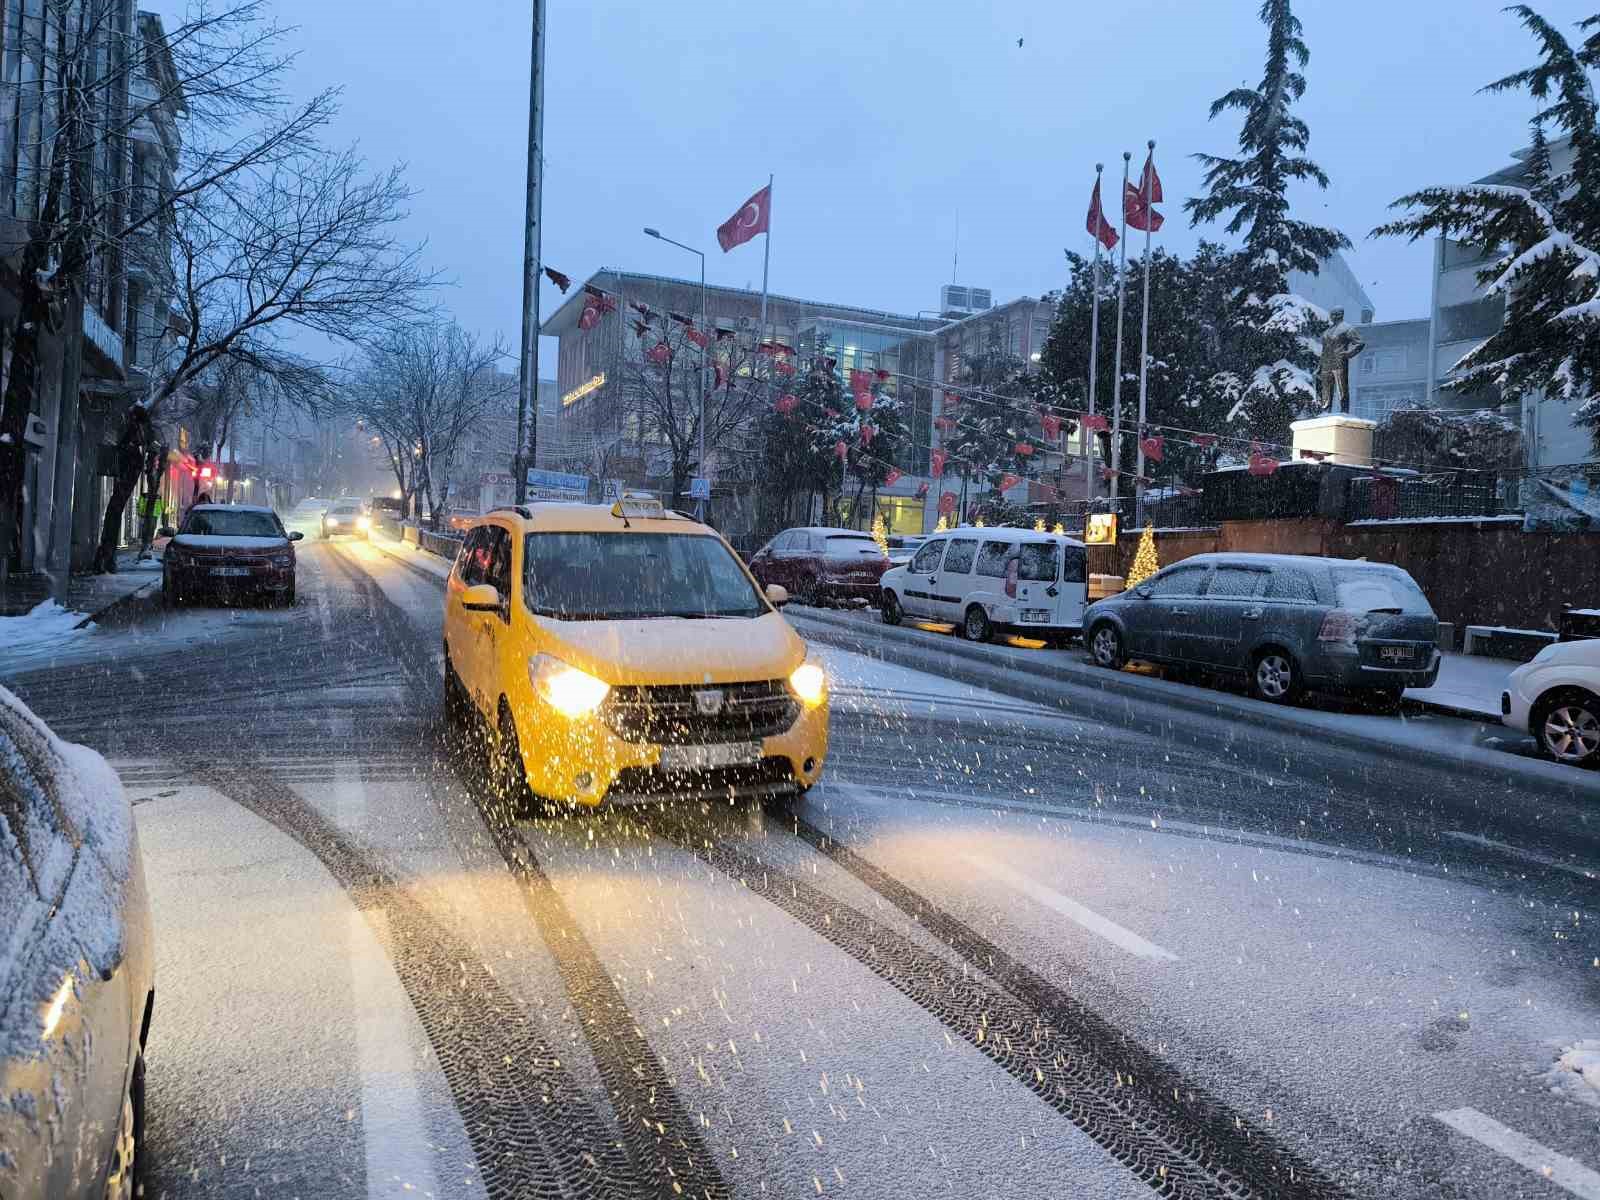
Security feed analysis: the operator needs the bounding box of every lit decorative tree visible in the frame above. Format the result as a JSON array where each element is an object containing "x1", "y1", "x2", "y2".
[
  {"x1": 871, "y1": 511, "x2": 889, "y2": 556},
  {"x1": 1127, "y1": 524, "x2": 1160, "y2": 587}
]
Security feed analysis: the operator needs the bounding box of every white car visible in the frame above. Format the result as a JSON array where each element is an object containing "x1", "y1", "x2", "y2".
[
  {"x1": 1503, "y1": 638, "x2": 1600, "y2": 767},
  {"x1": 879, "y1": 527, "x2": 1088, "y2": 645}
]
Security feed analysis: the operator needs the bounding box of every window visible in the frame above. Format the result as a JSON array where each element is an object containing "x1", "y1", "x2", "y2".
[
  {"x1": 1264, "y1": 568, "x2": 1317, "y2": 603},
  {"x1": 823, "y1": 534, "x2": 881, "y2": 558},
  {"x1": 1439, "y1": 295, "x2": 1505, "y2": 344},
  {"x1": 1016, "y1": 542, "x2": 1059, "y2": 581},
  {"x1": 772, "y1": 531, "x2": 796, "y2": 553},
  {"x1": 181, "y1": 509, "x2": 284, "y2": 537},
  {"x1": 1146, "y1": 564, "x2": 1207, "y2": 597},
  {"x1": 456, "y1": 528, "x2": 487, "y2": 585},
  {"x1": 975, "y1": 540, "x2": 1012, "y2": 577},
  {"x1": 1061, "y1": 544, "x2": 1087, "y2": 584},
  {"x1": 523, "y1": 532, "x2": 766, "y2": 619},
  {"x1": 1332, "y1": 568, "x2": 1433, "y2": 615},
  {"x1": 1207, "y1": 566, "x2": 1266, "y2": 598},
  {"x1": 942, "y1": 538, "x2": 978, "y2": 574},
  {"x1": 484, "y1": 528, "x2": 512, "y2": 605},
  {"x1": 910, "y1": 540, "x2": 945, "y2": 573}
]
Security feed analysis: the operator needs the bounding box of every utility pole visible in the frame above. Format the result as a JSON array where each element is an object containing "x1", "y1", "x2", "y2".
[{"x1": 513, "y1": 0, "x2": 547, "y2": 505}]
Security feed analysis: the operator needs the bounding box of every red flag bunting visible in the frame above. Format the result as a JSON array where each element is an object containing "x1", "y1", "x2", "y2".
[
  {"x1": 774, "y1": 394, "x2": 798, "y2": 414},
  {"x1": 1086, "y1": 175, "x2": 1118, "y2": 251},
  {"x1": 834, "y1": 439, "x2": 848, "y2": 462},
  {"x1": 717, "y1": 184, "x2": 771, "y2": 252},
  {"x1": 855, "y1": 393, "x2": 873, "y2": 411},
  {"x1": 998, "y1": 473, "x2": 1021, "y2": 492},
  {"x1": 930, "y1": 449, "x2": 947, "y2": 478},
  {"x1": 714, "y1": 363, "x2": 728, "y2": 388},
  {"x1": 1014, "y1": 442, "x2": 1034, "y2": 456},
  {"x1": 628, "y1": 300, "x2": 652, "y2": 320},
  {"x1": 858, "y1": 425, "x2": 875, "y2": 446},
  {"x1": 916, "y1": 480, "x2": 930, "y2": 498},
  {"x1": 874, "y1": 368, "x2": 890, "y2": 382},
  {"x1": 775, "y1": 360, "x2": 795, "y2": 376},
  {"x1": 849, "y1": 369, "x2": 873, "y2": 396},
  {"x1": 579, "y1": 297, "x2": 601, "y2": 331},
  {"x1": 1194, "y1": 433, "x2": 1218, "y2": 449},
  {"x1": 1247, "y1": 452, "x2": 1279, "y2": 476},
  {"x1": 685, "y1": 327, "x2": 708, "y2": 348},
  {"x1": 1041, "y1": 413, "x2": 1062, "y2": 442},
  {"x1": 1080, "y1": 412, "x2": 1109, "y2": 433},
  {"x1": 646, "y1": 342, "x2": 670, "y2": 364},
  {"x1": 543, "y1": 267, "x2": 572, "y2": 293},
  {"x1": 1140, "y1": 435, "x2": 1164, "y2": 462},
  {"x1": 884, "y1": 467, "x2": 902, "y2": 486},
  {"x1": 938, "y1": 491, "x2": 957, "y2": 516}
]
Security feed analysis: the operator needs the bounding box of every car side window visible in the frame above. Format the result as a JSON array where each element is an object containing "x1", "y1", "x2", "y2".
[
  {"x1": 456, "y1": 529, "x2": 485, "y2": 585},
  {"x1": 1264, "y1": 567, "x2": 1317, "y2": 603},
  {"x1": 910, "y1": 540, "x2": 944, "y2": 573},
  {"x1": 1146, "y1": 564, "x2": 1207, "y2": 597},
  {"x1": 975, "y1": 540, "x2": 1011, "y2": 578},
  {"x1": 485, "y1": 528, "x2": 513, "y2": 608},
  {"x1": 1061, "y1": 545, "x2": 1087, "y2": 584},
  {"x1": 1207, "y1": 566, "x2": 1266, "y2": 598},
  {"x1": 774, "y1": 531, "x2": 796, "y2": 554},
  {"x1": 942, "y1": 539, "x2": 978, "y2": 575}
]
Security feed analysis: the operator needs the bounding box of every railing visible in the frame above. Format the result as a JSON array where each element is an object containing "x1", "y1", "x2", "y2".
[{"x1": 1346, "y1": 474, "x2": 1507, "y2": 522}]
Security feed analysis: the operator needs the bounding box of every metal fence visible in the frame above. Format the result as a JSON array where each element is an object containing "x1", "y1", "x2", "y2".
[{"x1": 1345, "y1": 474, "x2": 1509, "y2": 522}]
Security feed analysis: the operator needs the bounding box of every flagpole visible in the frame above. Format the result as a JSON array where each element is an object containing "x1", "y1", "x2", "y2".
[
  {"x1": 1109, "y1": 151, "x2": 1131, "y2": 507},
  {"x1": 759, "y1": 174, "x2": 772, "y2": 347},
  {"x1": 1135, "y1": 139, "x2": 1155, "y2": 525},
  {"x1": 1086, "y1": 164, "x2": 1105, "y2": 506}
]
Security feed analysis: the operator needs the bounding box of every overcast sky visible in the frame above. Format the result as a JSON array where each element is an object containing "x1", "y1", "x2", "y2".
[{"x1": 151, "y1": 0, "x2": 1595, "y2": 376}]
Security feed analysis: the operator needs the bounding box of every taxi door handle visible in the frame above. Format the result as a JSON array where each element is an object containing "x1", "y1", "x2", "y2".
[
  {"x1": 1045, "y1": 586, "x2": 1059, "y2": 597},
  {"x1": 1242, "y1": 608, "x2": 1263, "y2": 620}
]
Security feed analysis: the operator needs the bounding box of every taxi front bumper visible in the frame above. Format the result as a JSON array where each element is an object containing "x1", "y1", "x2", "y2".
[{"x1": 512, "y1": 689, "x2": 828, "y2": 808}]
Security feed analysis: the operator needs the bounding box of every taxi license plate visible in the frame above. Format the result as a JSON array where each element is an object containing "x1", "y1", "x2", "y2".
[
  {"x1": 1020, "y1": 609, "x2": 1051, "y2": 624},
  {"x1": 1379, "y1": 645, "x2": 1414, "y2": 662},
  {"x1": 210, "y1": 566, "x2": 252, "y2": 577},
  {"x1": 659, "y1": 742, "x2": 761, "y2": 771}
]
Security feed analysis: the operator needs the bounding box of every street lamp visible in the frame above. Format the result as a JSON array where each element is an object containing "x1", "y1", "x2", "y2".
[{"x1": 644, "y1": 226, "x2": 709, "y2": 519}]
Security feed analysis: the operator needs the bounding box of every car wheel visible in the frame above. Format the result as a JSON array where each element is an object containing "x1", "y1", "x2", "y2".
[
  {"x1": 442, "y1": 647, "x2": 470, "y2": 729},
  {"x1": 962, "y1": 604, "x2": 991, "y2": 642},
  {"x1": 1250, "y1": 648, "x2": 1303, "y2": 705},
  {"x1": 1532, "y1": 688, "x2": 1600, "y2": 767},
  {"x1": 103, "y1": 1053, "x2": 143, "y2": 1200},
  {"x1": 1089, "y1": 623, "x2": 1125, "y2": 670},
  {"x1": 880, "y1": 590, "x2": 902, "y2": 626},
  {"x1": 283, "y1": 581, "x2": 296, "y2": 607},
  {"x1": 491, "y1": 701, "x2": 534, "y2": 817}
]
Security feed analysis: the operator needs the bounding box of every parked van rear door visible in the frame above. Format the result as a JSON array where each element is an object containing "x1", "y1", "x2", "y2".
[
  {"x1": 1055, "y1": 541, "x2": 1088, "y2": 629},
  {"x1": 932, "y1": 538, "x2": 980, "y2": 623}
]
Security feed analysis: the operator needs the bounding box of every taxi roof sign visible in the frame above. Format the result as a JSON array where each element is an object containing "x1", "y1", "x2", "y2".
[{"x1": 611, "y1": 493, "x2": 665, "y2": 520}]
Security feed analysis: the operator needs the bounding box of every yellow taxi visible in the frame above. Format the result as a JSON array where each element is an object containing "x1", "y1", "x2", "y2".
[{"x1": 442, "y1": 495, "x2": 828, "y2": 810}]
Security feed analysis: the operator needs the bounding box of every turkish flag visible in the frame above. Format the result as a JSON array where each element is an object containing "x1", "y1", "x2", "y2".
[
  {"x1": 938, "y1": 491, "x2": 957, "y2": 516},
  {"x1": 1014, "y1": 442, "x2": 1034, "y2": 456},
  {"x1": 1081, "y1": 412, "x2": 1110, "y2": 433},
  {"x1": 1140, "y1": 435, "x2": 1164, "y2": 462},
  {"x1": 834, "y1": 439, "x2": 848, "y2": 461},
  {"x1": 1041, "y1": 413, "x2": 1062, "y2": 442},
  {"x1": 998, "y1": 473, "x2": 1021, "y2": 492},
  {"x1": 931, "y1": 449, "x2": 947, "y2": 478},
  {"x1": 646, "y1": 342, "x2": 670, "y2": 364},
  {"x1": 717, "y1": 184, "x2": 771, "y2": 252},
  {"x1": 1086, "y1": 176, "x2": 1117, "y2": 251},
  {"x1": 1248, "y1": 452, "x2": 1279, "y2": 476},
  {"x1": 859, "y1": 424, "x2": 875, "y2": 446},
  {"x1": 1194, "y1": 433, "x2": 1218, "y2": 449},
  {"x1": 774, "y1": 394, "x2": 798, "y2": 414},
  {"x1": 543, "y1": 267, "x2": 572, "y2": 293},
  {"x1": 714, "y1": 363, "x2": 728, "y2": 388},
  {"x1": 884, "y1": 467, "x2": 902, "y2": 486},
  {"x1": 579, "y1": 298, "x2": 601, "y2": 330},
  {"x1": 685, "y1": 327, "x2": 708, "y2": 348},
  {"x1": 849, "y1": 369, "x2": 873, "y2": 396},
  {"x1": 775, "y1": 360, "x2": 795, "y2": 376},
  {"x1": 1124, "y1": 181, "x2": 1165, "y2": 233},
  {"x1": 855, "y1": 393, "x2": 873, "y2": 411},
  {"x1": 916, "y1": 481, "x2": 930, "y2": 498}
]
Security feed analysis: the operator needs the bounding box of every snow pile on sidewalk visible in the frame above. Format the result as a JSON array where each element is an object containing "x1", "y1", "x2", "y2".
[
  {"x1": 2, "y1": 599, "x2": 93, "y2": 650},
  {"x1": 1543, "y1": 1040, "x2": 1600, "y2": 1109}
]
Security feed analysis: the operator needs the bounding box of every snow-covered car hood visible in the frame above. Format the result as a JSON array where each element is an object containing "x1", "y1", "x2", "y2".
[
  {"x1": 171, "y1": 534, "x2": 289, "y2": 550},
  {"x1": 533, "y1": 610, "x2": 806, "y2": 687}
]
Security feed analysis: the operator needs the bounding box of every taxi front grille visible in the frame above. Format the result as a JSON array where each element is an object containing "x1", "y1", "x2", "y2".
[
  {"x1": 608, "y1": 756, "x2": 798, "y2": 802},
  {"x1": 601, "y1": 681, "x2": 799, "y2": 745}
]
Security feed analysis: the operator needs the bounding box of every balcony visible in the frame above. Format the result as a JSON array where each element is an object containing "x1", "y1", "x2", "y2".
[{"x1": 82, "y1": 301, "x2": 124, "y2": 377}]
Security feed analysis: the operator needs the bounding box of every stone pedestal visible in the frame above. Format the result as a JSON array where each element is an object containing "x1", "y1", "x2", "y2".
[{"x1": 1289, "y1": 414, "x2": 1376, "y2": 466}]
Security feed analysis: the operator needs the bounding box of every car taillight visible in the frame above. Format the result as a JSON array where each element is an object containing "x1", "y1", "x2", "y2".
[
  {"x1": 1004, "y1": 558, "x2": 1019, "y2": 599},
  {"x1": 1318, "y1": 609, "x2": 1363, "y2": 644}
]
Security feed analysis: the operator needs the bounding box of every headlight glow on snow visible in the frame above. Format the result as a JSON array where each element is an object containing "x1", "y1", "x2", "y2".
[
  {"x1": 41, "y1": 972, "x2": 73, "y2": 1038},
  {"x1": 528, "y1": 654, "x2": 609, "y2": 718},
  {"x1": 788, "y1": 660, "x2": 827, "y2": 708},
  {"x1": 357, "y1": 516, "x2": 371, "y2": 530}
]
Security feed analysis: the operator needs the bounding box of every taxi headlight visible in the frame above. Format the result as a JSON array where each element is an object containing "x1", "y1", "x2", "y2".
[
  {"x1": 356, "y1": 515, "x2": 371, "y2": 530},
  {"x1": 787, "y1": 660, "x2": 827, "y2": 708},
  {"x1": 528, "y1": 654, "x2": 609, "y2": 718}
]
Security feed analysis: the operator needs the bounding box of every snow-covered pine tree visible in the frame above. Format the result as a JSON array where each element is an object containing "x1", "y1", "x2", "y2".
[
  {"x1": 757, "y1": 350, "x2": 842, "y2": 532},
  {"x1": 1375, "y1": 6, "x2": 1600, "y2": 451},
  {"x1": 942, "y1": 327, "x2": 1039, "y2": 510},
  {"x1": 1186, "y1": 0, "x2": 1350, "y2": 447}
]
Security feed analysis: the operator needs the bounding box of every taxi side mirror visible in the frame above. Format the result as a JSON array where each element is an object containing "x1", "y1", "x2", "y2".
[
  {"x1": 157, "y1": 526, "x2": 176, "y2": 538},
  {"x1": 765, "y1": 583, "x2": 789, "y2": 608},
  {"x1": 461, "y1": 583, "x2": 502, "y2": 611},
  {"x1": 287, "y1": 531, "x2": 304, "y2": 542}
]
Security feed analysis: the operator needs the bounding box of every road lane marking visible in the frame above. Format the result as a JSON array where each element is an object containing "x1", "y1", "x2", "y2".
[
  {"x1": 959, "y1": 851, "x2": 1179, "y2": 962},
  {"x1": 1434, "y1": 1108, "x2": 1600, "y2": 1199},
  {"x1": 1443, "y1": 831, "x2": 1598, "y2": 880},
  {"x1": 350, "y1": 909, "x2": 444, "y2": 1200}
]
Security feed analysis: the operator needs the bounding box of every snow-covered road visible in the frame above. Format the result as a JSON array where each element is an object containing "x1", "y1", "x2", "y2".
[{"x1": 2, "y1": 538, "x2": 1595, "y2": 1200}]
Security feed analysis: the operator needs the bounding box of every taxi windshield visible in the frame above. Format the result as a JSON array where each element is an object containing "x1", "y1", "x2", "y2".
[{"x1": 523, "y1": 531, "x2": 767, "y2": 620}]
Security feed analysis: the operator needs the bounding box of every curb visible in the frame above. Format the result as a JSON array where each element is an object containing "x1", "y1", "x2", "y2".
[
  {"x1": 784, "y1": 604, "x2": 1596, "y2": 802},
  {"x1": 72, "y1": 575, "x2": 161, "y2": 629},
  {"x1": 364, "y1": 534, "x2": 451, "y2": 586}
]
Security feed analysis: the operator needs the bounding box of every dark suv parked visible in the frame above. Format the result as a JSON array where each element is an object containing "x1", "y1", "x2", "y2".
[
  {"x1": 747, "y1": 527, "x2": 889, "y2": 606},
  {"x1": 1084, "y1": 553, "x2": 1441, "y2": 705}
]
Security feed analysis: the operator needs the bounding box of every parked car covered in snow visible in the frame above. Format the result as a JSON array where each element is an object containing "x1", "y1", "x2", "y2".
[
  {"x1": 1502, "y1": 637, "x2": 1600, "y2": 767},
  {"x1": 0, "y1": 686, "x2": 155, "y2": 1200},
  {"x1": 159, "y1": 503, "x2": 303, "y2": 606},
  {"x1": 1085, "y1": 553, "x2": 1441, "y2": 706}
]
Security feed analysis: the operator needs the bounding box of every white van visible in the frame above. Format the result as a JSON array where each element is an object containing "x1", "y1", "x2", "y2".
[{"x1": 878, "y1": 527, "x2": 1089, "y2": 644}]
